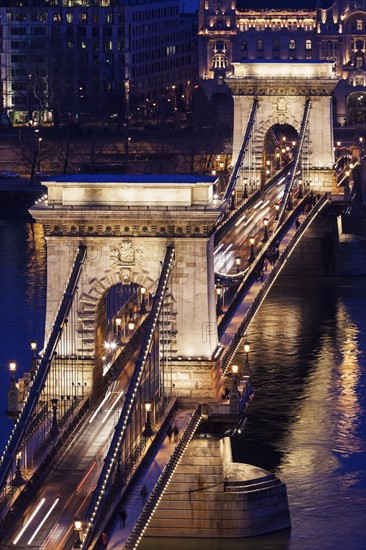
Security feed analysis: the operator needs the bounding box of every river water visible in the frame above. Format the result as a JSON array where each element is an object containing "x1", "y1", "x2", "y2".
[{"x1": 0, "y1": 221, "x2": 365, "y2": 549}]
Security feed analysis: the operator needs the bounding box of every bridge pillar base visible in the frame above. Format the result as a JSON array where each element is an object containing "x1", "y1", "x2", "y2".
[{"x1": 145, "y1": 436, "x2": 291, "y2": 538}]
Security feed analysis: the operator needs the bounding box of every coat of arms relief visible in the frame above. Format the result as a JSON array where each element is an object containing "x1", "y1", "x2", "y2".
[{"x1": 110, "y1": 239, "x2": 144, "y2": 267}]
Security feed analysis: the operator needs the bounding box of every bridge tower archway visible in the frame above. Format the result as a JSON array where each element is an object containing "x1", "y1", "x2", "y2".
[
  {"x1": 226, "y1": 61, "x2": 338, "y2": 192},
  {"x1": 31, "y1": 175, "x2": 222, "y2": 397},
  {"x1": 262, "y1": 122, "x2": 299, "y2": 183}
]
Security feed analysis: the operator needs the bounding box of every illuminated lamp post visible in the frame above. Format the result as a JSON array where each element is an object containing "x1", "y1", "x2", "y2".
[
  {"x1": 140, "y1": 286, "x2": 147, "y2": 314},
  {"x1": 298, "y1": 178, "x2": 303, "y2": 199},
  {"x1": 249, "y1": 237, "x2": 255, "y2": 263},
  {"x1": 142, "y1": 402, "x2": 154, "y2": 437},
  {"x1": 128, "y1": 320, "x2": 135, "y2": 332},
  {"x1": 73, "y1": 517, "x2": 82, "y2": 548},
  {"x1": 232, "y1": 364, "x2": 239, "y2": 387},
  {"x1": 13, "y1": 450, "x2": 25, "y2": 486},
  {"x1": 243, "y1": 178, "x2": 248, "y2": 199},
  {"x1": 276, "y1": 152, "x2": 280, "y2": 169},
  {"x1": 115, "y1": 317, "x2": 122, "y2": 335},
  {"x1": 30, "y1": 341, "x2": 37, "y2": 379},
  {"x1": 275, "y1": 203, "x2": 280, "y2": 220},
  {"x1": 262, "y1": 218, "x2": 269, "y2": 242},
  {"x1": 6, "y1": 362, "x2": 19, "y2": 420},
  {"x1": 216, "y1": 285, "x2": 224, "y2": 316},
  {"x1": 50, "y1": 398, "x2": 59, "y2": 438},
  {"x1": 244, "y1": 339, "x2": 250, "y2": 365},
  {"x1": 235, "y1": 256, "x2": 241, "y2": 273}
]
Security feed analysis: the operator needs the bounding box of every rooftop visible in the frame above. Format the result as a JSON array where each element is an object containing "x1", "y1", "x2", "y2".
[{"x1": 46, "y1": 174, "x2": 217, "y2": 185}]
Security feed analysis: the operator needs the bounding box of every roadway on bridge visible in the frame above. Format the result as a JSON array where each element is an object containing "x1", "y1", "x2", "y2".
[
  {"x1": 5, "y1": 381, "x2": 128, "y2": 549},
  {"x1": 214, "y1": 174, "x2": 287, "y2": 275}
]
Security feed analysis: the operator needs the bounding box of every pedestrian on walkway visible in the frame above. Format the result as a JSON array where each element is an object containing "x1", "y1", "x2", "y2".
[
  {"x1": 140, "y1": 484, "x2": 148, "y2": 503},
  {"x1": 173, "y1": 424, "x2": 179, "y2": 442},
  {"x1": 100, "y1": 531, "x2": 108, "y2": 549},
  {"x1": 119, "y1": 506, "x2": 127, "y2": 528},
  {"x1": 167, "y1": 423, "x2": 173, "y2": 443},
  {"x1": 295, "y1": 219, "x2": 300, "y2": 230}
]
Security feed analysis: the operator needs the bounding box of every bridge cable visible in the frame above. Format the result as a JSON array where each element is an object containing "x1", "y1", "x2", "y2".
[
  {"x1": 223, "y1": 99, "x2": 258, "y2": 204},
  {"x1": 221, "y1": 193, "x2": 329, "y2": 374},
  {"x1": 82, "y1": 245, "x2": 175, "y2": 549},
  {"x1": 274, "y1": 98, "x2": 311, "y2": 231},
  {"x1": 0, "y1": 245, "x2": 87, "y2": 492}
]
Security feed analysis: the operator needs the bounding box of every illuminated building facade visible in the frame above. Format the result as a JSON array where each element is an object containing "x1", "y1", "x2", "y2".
[
  {"x1": 0, "y1": 0, "x2": 197, "y2": 123},
  {"x1": 198, "y1": 0, "x2": 366, "y2": 127}
]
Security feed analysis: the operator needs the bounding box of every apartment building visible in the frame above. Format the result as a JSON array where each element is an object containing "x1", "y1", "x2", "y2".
[{"x1": 0, "y1": 0, "x2": 197, "y2": 123}]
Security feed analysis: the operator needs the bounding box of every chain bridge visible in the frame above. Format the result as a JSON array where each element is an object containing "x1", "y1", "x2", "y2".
[{"x1": 0, "y1": 60, "x2": 356, "y2": 549}]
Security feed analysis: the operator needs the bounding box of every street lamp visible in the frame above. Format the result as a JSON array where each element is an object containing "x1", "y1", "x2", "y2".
[
  {"x1": 30, "y1": 341, "x2": 37, "y2": 379},
  {"x1": 249, "y1": 237, "x2": 255, "y2": 263},
  {"x1": 13, "y1": 450, "x2": 25, "y2": 486},
  {"x1": 216, "y1": 285, "x2": 224, "y2": 316},
  {"x1": 73, "y1": 517, "x2": 82, "y2": 548},
  {"x1": 275, "y1": 203, "x2": 280, "y2": 220},
  {"x1": 298, "y1": 178, "x2": 303, "y2": 199},
  {"x1": 140, "y1": 286, "x2": 147, "y2": 314},
  {"x1": 9, "y1": 361, "x2": 16, "y2": 380},
  {"x1": 262, "y1": 218, "x2": 269, "y2": 242},
  {"x1": 50, "y1": 398, "x2": 59, "y2": 438},
  {"x1": 115, "y1": 317, "x2": 122, "y2": 336},
  {"x1": 243, "y1": 178, "x2": 248, "y2": 199},
  {"x1": 244, "y1": 339, "x2": 250, "y2": 364},
  {"x1": 128, "y1": 320, "x2": 135, "y2": 331},
  {"x1": 232, "y1": 364, "x2": 239, "y2": 386},
  {"x1": 142, "y1": 402, "x2": 154, "y2": 437},
  {"x1": 235, "y1": 256, "x2": 241, "y2": 273}
]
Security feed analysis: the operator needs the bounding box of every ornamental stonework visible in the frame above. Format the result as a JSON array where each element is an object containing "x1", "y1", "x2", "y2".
[{"x1": 110, "y1": 239, "x2": 143, "y2": 267}]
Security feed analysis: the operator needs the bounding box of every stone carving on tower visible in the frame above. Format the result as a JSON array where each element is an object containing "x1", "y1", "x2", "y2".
[{"x1": 110, "y1": 239, "x2": 144, "y2": 267}]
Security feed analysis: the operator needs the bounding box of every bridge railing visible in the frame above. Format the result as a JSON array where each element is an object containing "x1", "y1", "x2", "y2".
[
  {"x1": 0, "y1": 244, "x2": 87, "y2": 494},
  {"x1": 221, "y1": 193, "x2": 330, "y2": 373},
  {"x1": 81, "y1": 245, "x2": 175, "y2": 549},
  {"x1": 223, "y1": 99, "x2": 258, "y2": 204},
  {"x1": 123, "y1": 405, "x2": 202, "y2": 550},
  {"x1": 275, "y1": 99, "x2": 311, "y2": 229}
]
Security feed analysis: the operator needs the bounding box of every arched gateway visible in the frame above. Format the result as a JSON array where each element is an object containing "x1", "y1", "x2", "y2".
[
  {"x1": 30, "y1": 174, "x2": 222, "y2": 396},
  {"x1": 227, "y1": 60, "x2": 338, "y2": 191}
]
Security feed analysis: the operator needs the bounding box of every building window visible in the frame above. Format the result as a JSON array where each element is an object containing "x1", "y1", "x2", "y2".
[
  {"x1": 356, "y1": 19, "x2": 363, "y2": 31},
  {"x1": 305, "y1": 40, "x2": 312, "y2": 50},
  {"x1": 215, "y1": 41, "x2": 226, "y2": 52},
  {"x1": 257, "y1": 39, "x2": 263, "y2": 51},
  {"x1": 66, "y1": 13, "x2": 73, "y2": 23},
  {"x1": 289, "y1": 39, "x2": 296, "y2": 50}
]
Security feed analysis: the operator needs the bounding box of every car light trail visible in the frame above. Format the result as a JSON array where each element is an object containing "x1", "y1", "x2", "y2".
[
  {"x1": 234, "y1": 214, "x2": 246, "y2": 227},
  {"x1": 88, "y1": 390, "x2": 112, "y2": 423},
  {"x1": 260, "y1": 199, "x2": 270, "y2": 209},
  {"x1": 214, "y1": 243, "x2": 223, "y2": 255},
  {"x1": 253, "y1": 200, "x2": 263, "y2": 209},
  {"x1": 27, "y1": 498, "x2": 59, "y2": 545},
  {"x1": 13, "y1": 498, "x2": 46, "y2": 545},
  {"x1": 102, "y1": 392, "x2": 124, "y2": 424},
  {"x1": 77, "y1": 461, "x2": 97, "y2": 494}
]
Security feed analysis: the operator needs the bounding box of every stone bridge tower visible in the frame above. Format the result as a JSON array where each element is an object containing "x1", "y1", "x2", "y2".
[
  {"x1": 226, "y1": 60, "x2": 338, "y2": 191},
  {"x1": 30, "y1": 175, "x2": 223, "y2": 398}
]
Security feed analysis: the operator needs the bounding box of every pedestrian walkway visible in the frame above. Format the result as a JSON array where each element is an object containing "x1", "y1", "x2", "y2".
[{"x1": 107, "y1": 408, "x2": 194, "y2": 549}]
